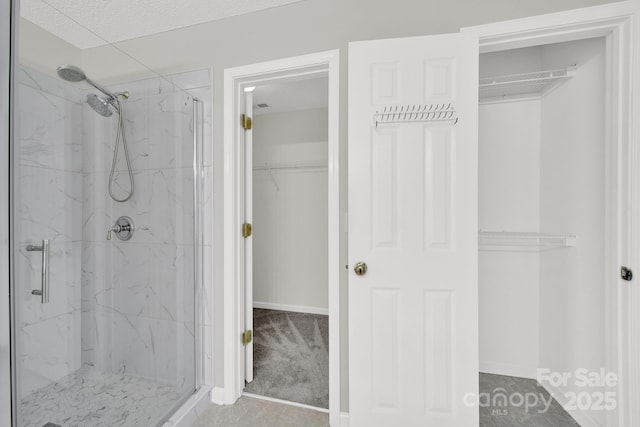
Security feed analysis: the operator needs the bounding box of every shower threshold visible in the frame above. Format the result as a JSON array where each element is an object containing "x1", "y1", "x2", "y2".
[{"x1": 20, "y1": 367, "x2": 183, "y2": 427}]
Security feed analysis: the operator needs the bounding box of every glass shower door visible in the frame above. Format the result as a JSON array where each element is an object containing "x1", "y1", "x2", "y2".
[{"x1": 12, "y1": 66, "x2": 86, "y2": 424}]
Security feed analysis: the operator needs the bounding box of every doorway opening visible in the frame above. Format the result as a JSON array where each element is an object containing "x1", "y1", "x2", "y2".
[
  {"x1": 223, "y1": 50, "x2": 341, "y2": 426},
  {"x1": 244, "y1": 77, "x2": 330, "y2": 409},
  {"x1": 461, "y1": 2, "x2": 640, "y2": 421},
  {"x1": 476, "y1": 36, "x2": 612, "y2": 427}
]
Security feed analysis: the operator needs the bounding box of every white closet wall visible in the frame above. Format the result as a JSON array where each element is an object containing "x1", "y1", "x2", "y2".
[
  {"x1": 479, "y1": 46, "x2": 544, "y2": 378},
  {"x1": 539, "y1": 39, "x2": 606, "y2": 425},
  {"x1": 253, "y1": 108, "x2": 329, "y2": 313},
  {"x1": 479, "y1": 99, "x2": 541, "y2": 378}
]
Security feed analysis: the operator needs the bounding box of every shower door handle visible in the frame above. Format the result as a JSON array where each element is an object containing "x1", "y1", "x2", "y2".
[{"x1": 26, "y1": 239, "x2": 50, "y2": 304}]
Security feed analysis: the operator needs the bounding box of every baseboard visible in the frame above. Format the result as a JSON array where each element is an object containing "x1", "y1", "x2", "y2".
[
  {"x1": 480, "y1": 361, "x2": 537, "y2": 379},
  {"x1": 253, "y1": 301, "x2": 329, "y2": 316},
  {"x1": 210, "y1": 387, "x2": 225, "y2": 405},
  {"x1": 539, "y1": 381, "x2": 602, "y2": 427},
  {"x1": 340, "y1": 412, "x2": 350, "y2": 427}
]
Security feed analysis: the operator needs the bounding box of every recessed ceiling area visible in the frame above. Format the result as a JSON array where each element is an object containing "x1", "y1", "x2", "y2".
[
  {"x1": 252, "y1": 77, "x2": 328, "y2": 115},
  {"x1": 21, "y1": 0, "x2": 304, "y2": 49}
]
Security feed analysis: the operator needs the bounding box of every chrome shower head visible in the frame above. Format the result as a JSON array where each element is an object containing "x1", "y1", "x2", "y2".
[
  {"x1": 86, "y1": 93, "x2": 114, "y2": 117},
  {"x1": 57, "y1": 64, "x2": 129, "y2": 117},
  {"x1": 57, "y1": 64, "x2": 123, "y2": 103},
  {"x1": 57, "y1": 65, "x2": 87, "y2": 82}
]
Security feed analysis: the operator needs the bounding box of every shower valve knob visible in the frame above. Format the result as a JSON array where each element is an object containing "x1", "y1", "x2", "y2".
[{"x1": 107, "y1": 216, "x2": 135, "y2": 241}]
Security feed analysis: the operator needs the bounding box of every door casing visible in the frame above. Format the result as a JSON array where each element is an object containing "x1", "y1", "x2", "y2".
[
  {"x1": 222, "y1": 49, "x2": 341, "y2": 425},
  {"x1": 463, "y1": 2, "x2": 640, "y2": 426}
]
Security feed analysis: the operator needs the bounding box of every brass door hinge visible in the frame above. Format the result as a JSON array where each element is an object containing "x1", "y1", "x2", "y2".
[
  {"x1": 242, "y1": 330, "x2": 253, "y2": 346},
  {"x1": 241, "y1": 114, "x2": 252, "y2": 130},
  {"x1": 242, "y1": 222, "x2": 252, "y2": 238}
]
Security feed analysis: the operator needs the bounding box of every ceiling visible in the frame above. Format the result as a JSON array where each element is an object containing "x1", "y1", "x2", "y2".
[
  {"x1": 21, "y1": 0, "x2": 303, "y2": 49},
  {"x1": 252, "y1": 77, "x2": 328, "y2": 115}
]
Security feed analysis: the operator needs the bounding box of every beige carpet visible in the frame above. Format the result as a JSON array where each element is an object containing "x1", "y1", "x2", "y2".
[{"x1": 244, "y1": 309, "x2": 329, "y2": 408}]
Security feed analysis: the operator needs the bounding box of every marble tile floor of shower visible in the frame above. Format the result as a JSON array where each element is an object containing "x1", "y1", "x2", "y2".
[{"x1": 19, "y1": 367, "x2": 182, "y2": 427}]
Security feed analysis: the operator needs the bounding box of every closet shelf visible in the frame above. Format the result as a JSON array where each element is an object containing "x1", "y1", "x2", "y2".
[
  {"x1": 479, "y1": 66, "x2": 577, "y2": 101},
  {"x1": 253, "y1": 160, "x2": 328, "y2": 172},
  {"x1": 479, "y1": 231, "x2": 576, "y2": 251}
]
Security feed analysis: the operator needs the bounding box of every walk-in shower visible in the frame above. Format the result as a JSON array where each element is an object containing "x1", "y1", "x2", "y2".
[
  {"x1": 10, "y1": 62, "x2": 206, "y2": 426},
  {"x1": 57, "y1": 65, "x2": 134, "y2": 202}
]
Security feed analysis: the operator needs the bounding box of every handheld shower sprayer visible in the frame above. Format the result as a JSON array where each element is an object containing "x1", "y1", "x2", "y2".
[{"x1": 57, "y1": 65, "x2": 134, "y2": 202}]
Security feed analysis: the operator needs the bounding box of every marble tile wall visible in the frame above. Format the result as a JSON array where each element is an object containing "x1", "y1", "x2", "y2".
[
  {"x1": 14, "y1": 67, "x2": 85, "y2": 398},
  {"x1": 80, "y1": 69, "x2": 212, "y2": 392}
]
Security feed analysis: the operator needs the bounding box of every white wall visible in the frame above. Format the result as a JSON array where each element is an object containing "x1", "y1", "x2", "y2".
[
  {"x1": 253, "y1": 108, "x2": 329, "y2": 313},
  {"x1": 478, "y1": 99, "x2": 541, "y2": 379},
  {"x1": 539, "y1": 38, "x2": 606, "y2": 426},
  {"x1": 253, "y1": 108, "x2": 328, "y2": 148},
  {"x1": 15, "y1": 0, "x2": 620, "y2": 409},
  {"x1": 18, "y1": 19, "x2": 81, "y2": 77},
  {"x1": 480, "y1": 45, "x2": 543, "y2": 78}
]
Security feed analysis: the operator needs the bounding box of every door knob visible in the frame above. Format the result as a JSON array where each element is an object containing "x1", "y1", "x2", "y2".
[{"x1": 354, "y1": 262, "x2": 368, "y2": 276}]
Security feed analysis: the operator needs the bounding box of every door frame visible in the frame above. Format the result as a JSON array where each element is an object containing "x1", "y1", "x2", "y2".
[
  {"x1": 463, "y1": 1, "x2": 639, "y2": 426},
  {"x1": 223, "y1": 50, "x2": 341, "y2": 424}
]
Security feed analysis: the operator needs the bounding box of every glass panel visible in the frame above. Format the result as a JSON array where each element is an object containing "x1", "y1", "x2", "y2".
[
  {"x1": 1, "y1": 0, "x2": 12, "y2": 424},
  {"x1": 12, "y1": 2, "x2": 203, "y2": 425}
]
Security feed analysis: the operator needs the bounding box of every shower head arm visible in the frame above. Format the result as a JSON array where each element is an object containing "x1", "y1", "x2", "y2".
[{"x1": 85, "y1": 76, "x2": 117, "y2": 101}]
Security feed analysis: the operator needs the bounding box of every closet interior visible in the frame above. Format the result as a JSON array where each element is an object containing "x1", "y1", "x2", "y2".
[
  {"x1": 245, "y1": 77, "x2": 330, "y2": 409},
  {"x1": 478, "y1": 37, "x2": 609, "y2": 426},
  {"x1": 252, "y1": 78, "x2": 329, "y2": 316}
]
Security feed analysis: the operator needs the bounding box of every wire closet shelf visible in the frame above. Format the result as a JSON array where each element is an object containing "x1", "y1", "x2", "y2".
[
  {"x1": 479, "y1": 66, "x2": 577, "y2": 100},
  {"x1": 373, "y1": 103, "x2": 458, "y2": 127},
  {"x1": 479, "y1": 231, "x2": 577, "y2": 252}
]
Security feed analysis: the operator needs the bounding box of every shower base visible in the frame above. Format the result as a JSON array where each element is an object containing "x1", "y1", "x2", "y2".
[{"x1": 19, "y1": 367, "x2": 182, "y2": 427}]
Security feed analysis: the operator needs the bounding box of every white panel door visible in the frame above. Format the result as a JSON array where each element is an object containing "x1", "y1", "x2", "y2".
[
  {"x1": 244, "y1": 90, "x2": 254, "y2": 384},
  {"x1": 348, "y1": 33, "x2": 479, "y2": 427}
]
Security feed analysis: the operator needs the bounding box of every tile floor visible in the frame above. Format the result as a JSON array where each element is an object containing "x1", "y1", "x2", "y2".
[
  {"x1": 19, "y1": 367, "x2": 185, "y2": 427},
  {"x1": 195, "y1": 374, "x2": 580, "y2": 427},
  {"x1": 192, "y1": 396, "x2": 329, "y2": 427},
  {"x1": 17, "y1": 364, "x2": 579, "y2": 427}
]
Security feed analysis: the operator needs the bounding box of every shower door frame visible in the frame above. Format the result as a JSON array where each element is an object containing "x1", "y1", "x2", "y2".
[
  {"x1": 1, "y1": 0, "x2": 15, "y2": 424},
  {"x1": 154, "y1": 94, "x2": 208, "y2": 426}
]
